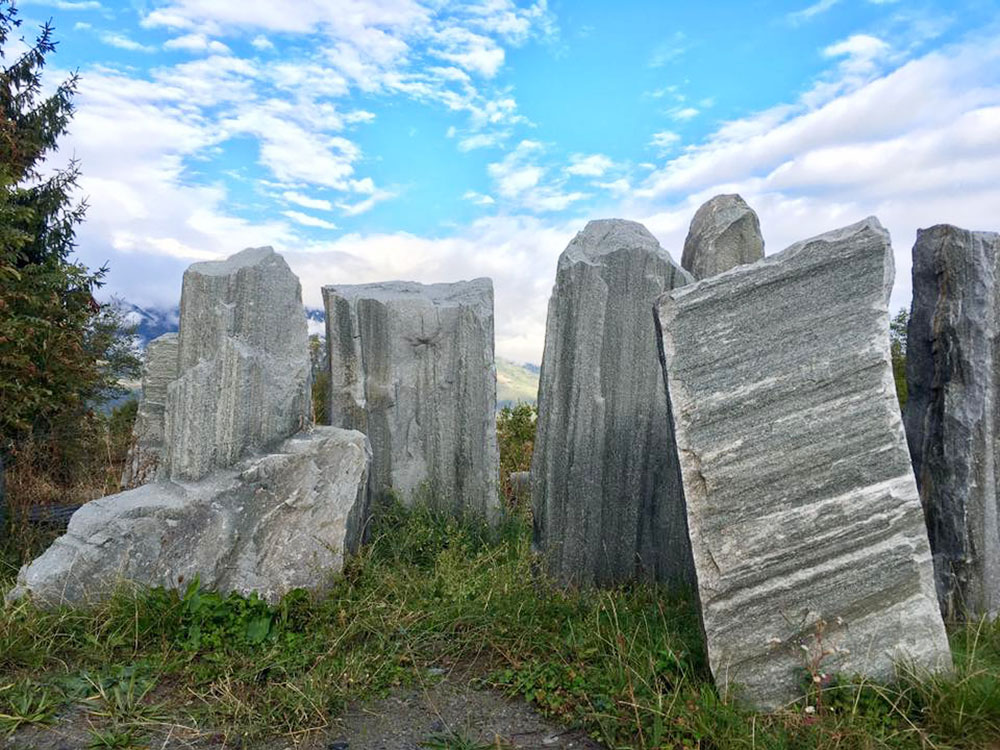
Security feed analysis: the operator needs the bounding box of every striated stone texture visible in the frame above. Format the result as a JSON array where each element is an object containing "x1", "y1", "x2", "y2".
[
  {"x1": 8, "y1": 428, "x2": 371, "y2": 606},
  {"x1": 681, "y1": 194, "x2": 764, "y2": 280},
  {"x1": 123, "y1": 333, "x2": 179, "y2": 487},
  {"x1": 656, "y1": 217, "x2": 951, "y2": 710},
  {"x1": 531, "y1": 219, "x2": 694, "y2": 588},
  {"x1": 904, "y1": 225, "x2": 1000, "y2": 619},
  {"x1": 322, "y1": 279, "x2": 499, "y2": 519},
  {"x1": 164, "y1": 247, "x2": 312, "y2": 480}
]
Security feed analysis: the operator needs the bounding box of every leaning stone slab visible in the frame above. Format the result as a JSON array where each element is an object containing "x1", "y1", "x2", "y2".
[
  {"x1": 164, "y1": 247, "x2": 312, "y2": 481},
  {"x1": 7, "y1": 427, "x2": 371, "y2": 606},
  {"x1": 656, "y1": 217, "x2": 951, "y2": 710},
  {"x1": 122, "y1": 333, "x2": 179, "y2": 487},
  {"x1": 532, "y1": 219, "x2": 694, "y2": 587},
  {"x1": 904, "y1": 224, "x2": 1000, "y2": 619},
  {"x1": 322, "y1": 279, "x2": 499, "y2": 519},
  {"x1": 681, "y1": 194, "x2": 764, "y2": 280}
]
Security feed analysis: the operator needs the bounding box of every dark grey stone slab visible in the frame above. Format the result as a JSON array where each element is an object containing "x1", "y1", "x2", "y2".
[{"x1": 904, "y1": 224, "x2": 1000, "y2": 619}]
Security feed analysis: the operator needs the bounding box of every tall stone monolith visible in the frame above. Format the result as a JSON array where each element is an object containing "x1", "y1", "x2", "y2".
[
  {"x1": 322, "y1": 279, "x2": 499, "y2": 519},
  {"x1": 656, "y1": 217, "x2": 951, "y2": 710},
  {"x1": 904, "y1": 224, "x2": 1000, "y2": 620},
  {"x1": 164, "y1": 247, "x2": 312, "y2": 480},
  {"x1": 681, "y1": 194, "x2": 764, "y2": 280},
  {"x1": 531, "y1": 219, "x2": 694, "y2": 587}
]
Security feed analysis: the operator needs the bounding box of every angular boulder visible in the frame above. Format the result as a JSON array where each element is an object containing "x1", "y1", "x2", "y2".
[
  {"x1": 8, "y1": 428, "x2": 371, "y2": 606},
  {"x1": 322, "y1": 279, "x2": 499, "y2": 519},
  {"x1": 531, "y1": 219, "x2": 694, "y2": 587},
  {"x1": 123, "y1": 333, "x2": 179, "y2": 487},
  {"x1": 681, "y1": 194, "x2": 764, "y2": 280},
  {"x1": 165, "y1": 247, "x2": 312, "y2": 481},
  {"x1": 904, "y1": 224, "x2": 1000, "y2": 619},
  {"x1": 656, "y1": 217, "x2": 951, "y2": 709}
]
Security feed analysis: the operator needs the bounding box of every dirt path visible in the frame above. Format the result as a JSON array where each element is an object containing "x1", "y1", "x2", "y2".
[{"x1": 4, "y1": 674, "x2": 606, "y2": 750}]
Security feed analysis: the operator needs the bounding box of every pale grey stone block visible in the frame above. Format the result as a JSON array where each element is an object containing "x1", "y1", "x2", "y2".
[
  {"x1": 8, "y1": 428, "x2": 371, "y2": 606},
  {"x1": 657, "y1": 217, "x2": 951, "y2": 710},
  {"x1": 531, "y1": 219, "x2": 695, "y2": 587},
  {"x1": 904, "y1": 224, "x2": 1000, "y2": 619},
  {"x1": 322, "y1": 279, "x2": 499, "y2": 519}
]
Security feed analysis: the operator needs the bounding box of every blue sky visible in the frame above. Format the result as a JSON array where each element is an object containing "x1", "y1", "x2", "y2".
[{"x1": 15, "y1": 0, "x2": 1000, "y2": 362}]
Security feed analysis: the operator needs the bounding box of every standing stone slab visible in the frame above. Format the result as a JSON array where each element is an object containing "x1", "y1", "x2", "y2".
[
  {"x1": 656, "y1": 217, "x2": 951, "y2": 710},
  {"x1": 681, "y1": 194, "x2": 764, "y2": 280},
  {"x1": 165, "y1": 247, "x2": 312, "y2": 480},
  {"x1": 8, "y1": 427, "x2": 372, "y2": 606},
  {"x1": 904, "y1": 225, "x2": 1000, "y2": 619},
  {"x1": 532, "y1": 219, "x2": 694, "y2": 587},
  {"x1": 322, "y1": 279, "x2": 499, "y2": 519},
  {"x1": 123, "y1": 333, "x2": 179, "y2": 487}
]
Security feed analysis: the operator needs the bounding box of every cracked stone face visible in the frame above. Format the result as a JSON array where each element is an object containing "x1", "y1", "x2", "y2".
[
  {"x1": 904, "y1": 224, "x2": 1000, "y2": 620},
  {"x1": 656, "y1": 217, "x2": 951, "y2": 710},
  {"x1": 322, "y1": 279, "x2": 499, "y2": 520}
]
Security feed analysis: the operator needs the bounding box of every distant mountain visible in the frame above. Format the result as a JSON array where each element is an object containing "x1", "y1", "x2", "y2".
[
  {"x1": 497, "y1": 358, "x2": 539, "y2": 407},
  {"x1": 120, "y1": 303, "x2": 540, "y2": 408}
]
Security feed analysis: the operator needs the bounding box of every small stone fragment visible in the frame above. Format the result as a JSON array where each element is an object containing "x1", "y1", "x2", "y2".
[
  {"x1": 122, "y1": 333, "x2": 178, "y2": 487},
  {"x1": 656, "y1": 217, "x2": 951, "y2": 710},
  {"x1": 8, "y1": 427, "x2": 371, "y2": 606},
  {"x1": 322, "y1": 279, "x2": 499, "y2": 519},
  {"x1": 532, "y1": 219, "x2": 694, "y2": 587},
  {"x1": 904, "y1": 224, "x2": 1000, "y2": 619},
  {"x1": 681, "y1": 194, "x2": 764, "y2": 280}
]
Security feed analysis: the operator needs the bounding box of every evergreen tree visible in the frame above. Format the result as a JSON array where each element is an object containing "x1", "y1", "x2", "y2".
[{"x1": 0, "y1": 2, "x2": 139, "y2": 452}]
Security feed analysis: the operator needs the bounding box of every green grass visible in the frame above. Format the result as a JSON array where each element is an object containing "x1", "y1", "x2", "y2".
[{"x1": 2, "y1": 503, "x2": 1000, "y2": 749}]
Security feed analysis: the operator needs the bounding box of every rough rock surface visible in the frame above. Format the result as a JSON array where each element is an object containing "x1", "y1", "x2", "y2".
[
  {"x1": 165, "y1": 247, "x2": 312, "y2": 480},
  {"x1": 531, "y1": 219, "x2": 694, "y2": 587},
  {"x1": 904, "y1": 224, "x2": 1000, "y2": 619},
  {"x1": 509, "y1": 471, "x2": 531, "y2": 508},
  {"x1": 123, "y1": 333, "x2": 179, "y2": 487},
  {"x1": 681, "y1": 194, "x2": 764, "y2": 280},
  {"x1": 656, "y1": 217, "x2": 951, "y2": 710},
  {"x1": 323, "y1": 279, "x2": 499, "y2": 518},
  {"x1": 8, "y1": 428, "x2": 371, "y2": 606}
]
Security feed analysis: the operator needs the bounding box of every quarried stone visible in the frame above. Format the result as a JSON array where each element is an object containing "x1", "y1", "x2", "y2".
[
  {"x1": 904, "y1": 224, "x2": 1000, "y2": 619},
  {"x1": 656, "y1": 217, "x2": 951, "y2": 710},
  {"x1": 681, "y1": 194, "x2": 764, "y2": 280},
  {"x1": 164, "y1": 247, "x2": 312, "y2": 480},
  {"x1": 8, "y1": 428, "x2": 371, "y2": 606},
  {"x1": 531, "y1": 219, "x2": 694, "y2": 587},
  {"x1": 322, "y1": 279, "x2": 499, "y2": 519}
]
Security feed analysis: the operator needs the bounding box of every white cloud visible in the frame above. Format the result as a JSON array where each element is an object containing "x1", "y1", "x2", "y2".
[
  {"x1": 98, "y1": 31, "x2": 156, "y2": 53},
  {"x1": 649, "y1": 32, "x2": 688, "y2": 67},
  {"x1": 650, "y1": 131, "x2": 681, "y2": 154},
  {"x1": 282, "y1": 191, "x2": 333, "y2": 212},
  {"x1": 463, "y1": 190, "x2": 496, "y2": 205},
  {"x1": 21, "y1": 0, "x2": 102, "y2": 9},
  {"x1": 251, "y1": 35, "x2": 274, "y2": 51},
  {"x1": 787, "y1": 0, "x2": 839, "y2": 25},
  {"x1": 283, "y1": 210, "x2": 339, "y2": 230},
  {"x1": 669, "y1": 107, "x2": 700, "y2": 121},
  {"x1": 164, "y1": 33, "x2": 232, "y2": 54},
  {"x1": 565, "y1": 153, "x2": 614, "y2": 177},
  {"x1": 487, "y1": 140, "x2": 590, "y2": 213}
]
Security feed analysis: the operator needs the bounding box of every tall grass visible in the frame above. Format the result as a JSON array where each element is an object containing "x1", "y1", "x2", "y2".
[{"x1": 2, "y1": 503, "x2": 999, "y2": 748}]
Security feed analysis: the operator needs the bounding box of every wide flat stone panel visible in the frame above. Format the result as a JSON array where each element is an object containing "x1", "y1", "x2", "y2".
[
  {"x1": 904, "y1": 224, "x2": 1000, "y2": 619},
  {"x1": 531, "y1": 219, "x2": 694, "y2": 587},
  {"x1": 322, "y1": 279, "x2": 499, "y2": 519},
  {"x1": 657, "y1": 217, "x2": 951, "y2": 709}
]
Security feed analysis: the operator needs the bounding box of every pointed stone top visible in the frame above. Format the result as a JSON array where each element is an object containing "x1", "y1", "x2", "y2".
[
  {"x1": 188, "y1": 246, "x2": 281, "y2": 277},
  {"x1": 561, "y1": 218, "x2": 674, "y2": 268},
  {"x1": 681, "y1": 194, "x2": 765, "y2": 280}
]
